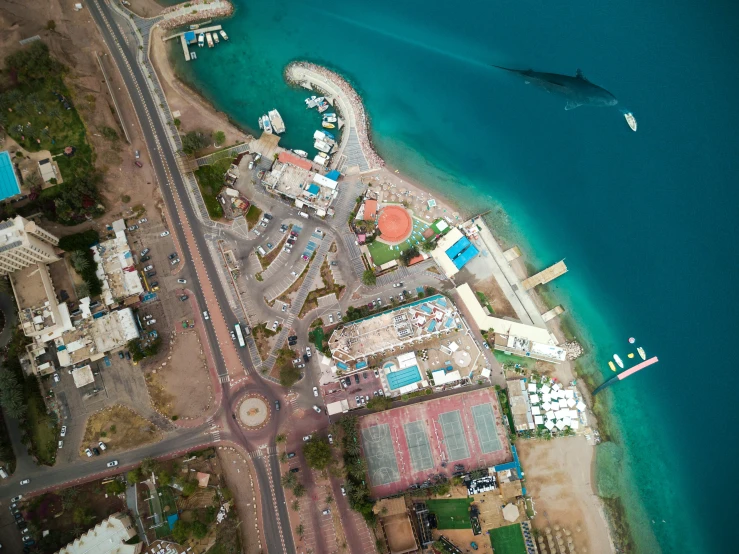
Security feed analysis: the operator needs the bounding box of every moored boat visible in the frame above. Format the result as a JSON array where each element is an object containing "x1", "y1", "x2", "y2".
[
  {"x1": 322, "y1": 122, "x2": 335, "y2": 129},
  {"x1": 305, "y1": 96, "x2": 318, "y2": 108},
  {"x1": 637, "y1": 347, "x2": 646, "y2": 361},
  {"x1": 292, "y1": 149, "x2": 308, "y2": 158},
  {"x1": 190, "y1": 51, "x2": 197, "y2": 60},
  {"x1": 206, "y1": 33, "x2": 214, "y2": 48},
  {"x1": 220, "y1": 30, "x2": 229, "y2": 41},
  {"x1": 213, "y1": 32, "x2": 220, "y2": 45},
  {"x1": 323, "y1": 115, "x2": 337, "y2": 123},
  {"x1": 261, "y1": 115, "x2": 272, "y2": 134},
  {"x1": 613, "y1": 354, "x2": 624, "y2": 368},
  {"x1": 268, "y1": 109, "x2": 286, "y2": 134},
  {"x1": 314, "y1": 140, "x2": 331, "y2": 153},
  {"x1": 198, "y1": 33, "x2": 205, "y2": 47},
  {"x1": 321, "y1": 129, "x2": 335, "y2": 141},
  {"x1": 322, "y1": 113, "x2": 336, "y2": 118},
  {"x1": 608, "y1": 361, "x2": 616, "y2": 372}
]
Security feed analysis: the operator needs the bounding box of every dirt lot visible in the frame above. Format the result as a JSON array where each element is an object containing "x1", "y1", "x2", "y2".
[
  {"x1": 516, "y1": 437, "x2": 614, "y2": 554},
  {"x1": 472, "y1": 278, "x2": 518, "y2": 320},
  {"x1": 80, "y1": 404, "x2": 162, "y2": 456},
  {"x1": 218, "y1": 447, "x2": 261, "y2": 554},
  {"x1": 127, "y1": 0, "x2": 165, "y2": 18},
  {"x1": 146, "y1": 329, "x2": 213, "y2": 419}
]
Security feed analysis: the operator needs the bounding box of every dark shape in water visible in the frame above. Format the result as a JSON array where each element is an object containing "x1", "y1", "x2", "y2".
[{"x1": 491, "y1": 65, "x2": 618, "y2": 111}]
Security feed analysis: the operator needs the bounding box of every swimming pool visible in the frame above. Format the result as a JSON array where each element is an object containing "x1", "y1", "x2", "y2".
[
  {"x1": 0, "y1": 151, "x2": 21, "y2": 201},
  {"x1": 386, "y1": 365, "x2": 422, "y2": 390}
]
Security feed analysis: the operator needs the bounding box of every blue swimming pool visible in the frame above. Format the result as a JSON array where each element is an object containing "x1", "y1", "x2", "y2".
[
  {"x1": 0, "y1": 151, "x2": 21, "y2": 201},
  {"x1": 386, "y1": 365, "x2": 422, "y2": 390}
]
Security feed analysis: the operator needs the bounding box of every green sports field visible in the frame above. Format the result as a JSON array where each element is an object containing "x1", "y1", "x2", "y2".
[
  {"x1": 489, "y1": 523, "x2": 527, "y2": 554},
  {"x1": 425, "y1": 498, "x2": 472, "y2": 529}
]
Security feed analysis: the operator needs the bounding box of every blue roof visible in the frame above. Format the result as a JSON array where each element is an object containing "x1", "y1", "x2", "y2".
[
  {"x1": 452, "y1": 243, "x2": 479, "y2": 269},
  {"x1": 325, "y1": 169, "x2": 340, "y2": 181},
  {"x1": 445, "y1": 236, "x2": 471, "y2": 260},
  {"x1": 184, "y1": 31, "x2": 196, "y2": 42},
  {"x1": 306, "y1": 183, "x2": 320, "y2": 195},
  {"x1": 0, "y1": 151, "x2": 21, "y2": 201},
  {"x1": 356, "y1": 360, "x2": 368, "y2": 369}
]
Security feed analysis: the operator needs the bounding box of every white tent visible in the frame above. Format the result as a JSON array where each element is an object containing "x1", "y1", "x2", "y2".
[
  {"x1": 542, "y1": 393, "x2": 552, "y2": 403},
  {"x1": 534, "y1": 415, "x2": 544, "y2": 425},
  {"x1": 529, "y1": 394, "x2": 540, "y2": 404},
  {"x1": 552, "y1": 384, "x2": 561, "y2": 392},
  {"x1": 545, "y1": 420, "x2": 555, "y2": 430},
  {"x1": 545, "y1": 410, "x2": 555, "y2": 420},
  {"x1": 576, "y1": 401, "x2": 587, "y2": 412},
  {"x1": 564, "y1": 389, "x2": 575, "y2": 399},
  {"x1": 502, "y1": 503, "x2": 520, "y2": 523},
  {"x1": 541, "y1": 401, "x2": 552, "y2": 411},
  {"x1": 527, "y1": 383, "x2": 537, "y2": 392},
  {"x1": 566, "y1": 398, "x2": 576, "y2": 408},
  {"x1": 561, "y1": 417, "x2": 572, "y2": 427},
  {"x1": 531, "y1": 406, "x2": 541, "y2": 416},
  {"x1": 550, "y1": 400, "x2": 560, "y2": 410},
  {"x1": 540, "y1": 385, "x2": 552, "y2": 395},
  {"x1": 570, "y1": 420, "x2": 580, "y2": 430}
]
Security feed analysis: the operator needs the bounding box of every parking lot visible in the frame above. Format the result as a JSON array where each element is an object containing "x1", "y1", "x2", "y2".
[{"x1": 321, "y1": 368, "x2": 384, "y2": 410}]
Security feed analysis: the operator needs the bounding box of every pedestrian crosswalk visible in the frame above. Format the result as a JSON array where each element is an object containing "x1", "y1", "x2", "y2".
[
  {"x1": 219, "y1": 374, "x2": 230, "y2": 384},
  {"x1": 206, "y1": 416, "x2": 221, "y2": 442}
]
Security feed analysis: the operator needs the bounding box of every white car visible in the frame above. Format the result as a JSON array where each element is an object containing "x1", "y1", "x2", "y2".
[
  {"x1": 20, "y1": 479, "x2": 30, "y2": 485},
  {"x1": 329, "y1": 314, "x2": 334, "y2": 323},
  {"x1": 313, "y1": 386, "x2": 319, "y2": 397},
  {"x1": 60, "y1": 425, "x2": 67, "y2": 437},
  {"x1": 305, "y1": 346, "x2": 311, "y2": 357},
  {"x1": 138, "y1": 218, "x2": 147, "y2": 223},
  {"x1": 106, "y1": 460, "x2": 119, "y2": 467},
  {"x1": 272, "y1": 321, "x2": 278, "y2": 331},
  {"x1": 98, "y1": 441, "x2": 107, "y2": 451},
  {"x1": 177, "y1": 278, "x2": 187, "y2": 284},
  {"x1": 328, "y1": 434, "x2": 333, "y2": 444},
  {"x1": 85, "y1": 448, "x2": 93, "y2": 457},
  {"x1": 322, "y1": 508, "x2": 331, "y2": 515},
  {"x1": 203, "y1": 311, "x2": 210, "y2": 320},
  {"x1": 341, "y1": 485, "x2": 346, "y2": 496},
  {"x1": 160, "y1": 231, "x2": 170, "y2": 237},
  {"x1": 393, "y1": 282, "x2": 403, "y2": 288},
  {"x1": 53, "y1": 373, "x2": 60, "y2": 383},
  {"x1": 58, "y1": 440, "x2": 63, "y2": 449},
  {"x1": 253, "y1": 229, "x2": 261, "y2": 236},
  {"x1": 143, "y1": 265, "x2": 153, "y2": 272},
  {"x1": 11, "y1": 495, "x2": 23, "y2": 502},
  {"x1": 313, "y1": 405, "x2": 322, "y2": 414},
  {"x1": 302, "y1": 435, "x2": 312, "y2": 442},
  {"x1": 248, "y1": 161, "x2": 254, "y2": 170}
]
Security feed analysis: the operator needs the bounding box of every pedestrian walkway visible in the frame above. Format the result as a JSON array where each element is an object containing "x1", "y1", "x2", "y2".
[{"x1": 195, "y1": 142, "x2": 250, "y2": 167}]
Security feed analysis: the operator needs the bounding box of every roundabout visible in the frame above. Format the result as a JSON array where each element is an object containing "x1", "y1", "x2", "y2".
[{"x1": 236, "y1": 393, "x2": 271, "y2": 430}]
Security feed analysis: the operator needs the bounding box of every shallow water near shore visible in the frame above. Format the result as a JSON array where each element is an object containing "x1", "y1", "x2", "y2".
[{"x1": 171, "y1": 0, "x2": 739, "y2": 551}]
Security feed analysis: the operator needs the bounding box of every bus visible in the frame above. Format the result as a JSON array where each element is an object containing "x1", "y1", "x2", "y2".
[{"x1": 234, "y1": 323, "x2": 245, "y2": 348}]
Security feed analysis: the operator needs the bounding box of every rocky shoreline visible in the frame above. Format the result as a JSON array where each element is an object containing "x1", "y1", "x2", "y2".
[
  {"x1": 159, "y1": 0, "x2": 234, "y2": 30},
  {"x1": 284, "y1": 61, "x2": 385, "y2": 170}
]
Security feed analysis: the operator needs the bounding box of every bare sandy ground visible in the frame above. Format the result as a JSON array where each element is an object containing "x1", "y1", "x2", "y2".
[
  {"x1": 517, "y1": 437, "x2": 614, "y2": 554},
  {"x1": 127, "y1": 0, "x2": 165, "y2": 19},
  {"x1": 148, "y1": 25, "x2": 249, "y2": 150}
]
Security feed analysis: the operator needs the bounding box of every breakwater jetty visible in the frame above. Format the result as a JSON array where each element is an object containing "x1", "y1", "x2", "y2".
[
  {"x1": 285, "y1": 62, "x2": 384, "y2": 173},
  {"x1": 159, "y1": 0, "x2": 234, "y2": 30}
]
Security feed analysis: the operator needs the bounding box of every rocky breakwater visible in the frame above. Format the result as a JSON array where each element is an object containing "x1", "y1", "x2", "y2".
[
  {"x1": 564, "y1": 340, "x2": 584, "y2": 360},
  {"x1": 285, "y1": 61, "x2": 385, "y2": 170},
  {"x1": 159, "y1": 0, "x2": 234, "y2": 30}
]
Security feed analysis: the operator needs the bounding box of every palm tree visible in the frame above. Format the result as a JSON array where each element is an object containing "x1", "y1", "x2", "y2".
[
  {"x1": 70, "y1": 251, "x2": 90, "y2": 272},
  {"x1": 48, "y1": 107, "x2": 61, "y2": 121},
  {"x1": 275, "y1": 433, "x2": 286, "y2": 443},
  {"x1": 25, "y1": 171, "x2": 41, "y2": 189}
]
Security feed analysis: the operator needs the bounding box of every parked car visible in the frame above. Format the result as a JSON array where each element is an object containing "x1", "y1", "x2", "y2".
[
  {"x1": 264, "y1": 213, "x2": 273, "y2": 220},
  {"x1": 125, "y1": 351, "x2": 131, "y2": 360},
  {"x1": 61, "y1": 425, "x2": 67, "y2": 437},
  {"x1": 203, "y1": 311, "x2": 210, "y2": 320},
  {"x1": 134, "y1": 161, "x2": 143, "y2": 168},
  {"x1": 177, "y1": 278, "x2": 187, "y2": 284},
  {"x1": 138, "y1": 217, "x2": 147, "y2": 223},
  {"x1": 143, "y1": 265, "x2": 153, "y2": 272},
  {"x1": 313, "y1": 386, "x2": 319, "y2": 397},
  {"x1": 329, "y1": 314, "x2": 334, "y2": 323},
  {"x1": 354, "y1": 374, "x2": 360, "y2": 384},
  {"x1": 146, "y1": 319, "x2": 156, "y2": 326},
  {"x1": 482, "y1": 341, "x2": 490, "y2": 349},
  {"x1": 374, "y1": 369, "x2": 379, "y2": 377},
  {"x1": 312, "y1": 405, "x2": 322, "y2": 414},
  {"x1": 11, "y1": 495, "x2": 23, "y2": 502},
  {"x1": 160, "y1": 231, "x2": 170, "y2": 237},
  {"x1": 274, "y1": 400, "x2": 280, "y2": 411},
  {"x1": 92, "y1": 448, "x2": 100, "y2": 456},
  {"x1": 180, "y1": 295, "x2": 188, "y2": 301},
  {"x1": 394, "y1": 282, "x2": 403, "y2": 288},
  {"x1": 135, "y1": 150, "x2": 140, "y2": 159},
  {"x1": 171, "y1": 258, "x2": 180, "y2": 265},
  {"x1": 303, "y1": 354, "x2": 309, "y2": 363},
  {"x1": 287, "y1": 452, "x2": 296, "y2": 459},
  {"x1": 98, "y1": 441, "x2": 107, "y2": 451},
  {"x1": 146, "y1": 272, "x2": 156, "y2": 278},
  {"x1": 248, "y1": 161, "x2": 254, "y2": 170},
  {"x1": 53, "y1": 373, "x2": 60, "y2": 383},
  {"x1": 107, "y1": 460, "x2": 119, "y2": 467},
  {"x1": 328, "y1": 434, "x2": 333, "y2": 444},
  {"x1": 296, "y1": 363, "x2": 305, "y2": 369},
  {"x1": 253, "y1": 229, "x2": 261, "y2": 236},
  {"x1": 58, "y1": 440, "x2": 63, "y2": 449},
  {"x1": 272, "y1": 321, "x2": 278, "y2": 331},
  {"x1": 341, "y1": 485, "x2": 346, "y2": 496},
  {"x1": 140, "y1": 255, "x2": 151, "y2": 262},
  {"x1": 282, "y1": 304, "x2": 287, "y2": 312},
  {"x1": 141, "y1": 248, "x2": 150, "y2": 256},
  {"x1": 322, "y1": 508, "x2": 331, "y2": 515},
  {"x1": 290, "y1": 467, "x2": 300, "y2": 473},
  {"x1": 127, "y1": 225, "x2": 138, "y2": 231},
  {"x1": 19, "y1": 479, "x2": 30, "y2": 485},
  {"x1": 85, "y1": 448, "x2": 93, "y2": 457},
  {"x1": 302, "y1": 435, "x2": 312, "y2": 442},
  {"x1": 168, "y1": 252, "x2": 177, "y2": 260}
]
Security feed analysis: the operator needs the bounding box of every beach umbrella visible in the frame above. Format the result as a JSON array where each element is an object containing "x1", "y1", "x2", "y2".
[{"x1": 554, "y1": 525, "x2": 560, "y2": 532}]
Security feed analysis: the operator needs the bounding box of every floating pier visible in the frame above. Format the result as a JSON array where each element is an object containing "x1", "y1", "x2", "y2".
[
  {"x1": 541, "y1": 305, "x2": 565, "y2": 322},
  {"x1": 521, "y1": 260, "x2": 568, "y2": 290},
  {"x1": 164, "y1": 25, "x2": 223, "y2": 61},
  {"x1": 593, "y1": 356, "x2": 659, "y2": 395}
]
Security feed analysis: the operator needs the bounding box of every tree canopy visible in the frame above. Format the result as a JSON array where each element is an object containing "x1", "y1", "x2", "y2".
[
  {"x1": 303, "y1": 437, "x2": 333, "y2": 470},
  {"x1": 362, "y1": 269, "x2": 376, "y2": 286},
  {"x1": 5, "y1": 41, "x2": 62, "y2": 83},
  {"x1": 181, "y1": 131, "x2": 209, "y2": 155}
]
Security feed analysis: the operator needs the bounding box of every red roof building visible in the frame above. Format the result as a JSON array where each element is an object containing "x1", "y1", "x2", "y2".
[
  {"x1": 278, "y1": 151, "x2": 312, "y2": 171},
  {"x1": 363, "y1": 199, "x2": 378, "y2": 221}
]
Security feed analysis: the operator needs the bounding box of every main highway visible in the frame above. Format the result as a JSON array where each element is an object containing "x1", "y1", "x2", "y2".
[{"x1": 0, "y1": 1, "x2": 296, "y2": 552}]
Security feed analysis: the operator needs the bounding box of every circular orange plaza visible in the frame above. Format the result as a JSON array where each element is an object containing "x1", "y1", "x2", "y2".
[{"x1": 377, "y1": 205, "x2": 413, "y2": 244}]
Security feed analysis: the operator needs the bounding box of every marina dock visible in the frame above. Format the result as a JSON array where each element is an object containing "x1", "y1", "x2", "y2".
[
  {"x1": 164, "y1": 25, "x2": 223, "y2": 61},
  {"x1": 521, "y1": 260, "x2": 568, "y2": 290}
]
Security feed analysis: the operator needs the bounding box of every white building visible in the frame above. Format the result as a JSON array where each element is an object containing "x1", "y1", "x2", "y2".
[
  {"x1": 94, "y1": 219, "x2": 144, "y2": 306},
  {"x1": 0, "y1": 215, "x2": 59, "y2": 275},
  {"x1": 56, "y1": 512, "x2": 142, "y2": 554}
]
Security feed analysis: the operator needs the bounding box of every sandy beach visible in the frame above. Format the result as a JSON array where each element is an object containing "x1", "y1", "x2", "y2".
[
  {"x1": 149, "y1": 12, "x2": 616, "y2": 549},
  {"x1": 517, "y1": 437, "x2": 615, "y2": 554}
]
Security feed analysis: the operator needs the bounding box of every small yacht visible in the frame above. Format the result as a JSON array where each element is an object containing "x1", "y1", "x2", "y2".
[
  {"x1": 261, "y1": 115, "x2": 272, "y2": 134},
  {"x1": 220, "y1": 29, "x2": 229, "y2": 41}
]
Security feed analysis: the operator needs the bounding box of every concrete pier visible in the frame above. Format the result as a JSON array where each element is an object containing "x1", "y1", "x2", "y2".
[
  {"x1": 521, "y1": 260, "x2": 568, "y2": 290},
  {"x1": 542, "y1": 305, "x2": 565, "y2": 322}
]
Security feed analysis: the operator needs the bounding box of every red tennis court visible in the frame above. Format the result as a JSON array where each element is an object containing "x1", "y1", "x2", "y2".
[{"x1": 377, "y1": 205, "x2": 413, "y2": 244}]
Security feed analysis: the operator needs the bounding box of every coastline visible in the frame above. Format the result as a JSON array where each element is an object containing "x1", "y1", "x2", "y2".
[{"x1": 156, "y1": 26, "x2": 622, "y2": 551}]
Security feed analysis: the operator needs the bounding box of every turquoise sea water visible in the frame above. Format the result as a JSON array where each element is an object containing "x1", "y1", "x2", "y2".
[{"x1": 172, "y1": 1, "x2": 739, "y2": 551}]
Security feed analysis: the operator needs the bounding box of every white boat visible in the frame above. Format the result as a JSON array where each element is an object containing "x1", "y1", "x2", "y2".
[
  {"x1": 212, "y1": 32, "x2": 220, "y2": 45},
  {"x1": 220, "y1": 30, "x2": 229, "y2": 41},
  {"x1": 613, "y1": 354, "x2": 624, "y2": 368},
  {"x1": 314, "y1": 139, "x2": 331, "y2": 153},
  {"x1": 261, "y1": 115, "x2": 272, "y2": 134},
  {"x1": 317, "y1": 101, "x2": 329, "y2": 113},
  {"x1": 206, "y1": 33, "x2": 214, "y2": 48},
  {"x1": 198, "y1": 33, "x2": 205, "y2": 47},
  {"x1": 637, "y1": 347, "x2": 646, "y2": 361},
  {"x1": 313, "y1": 155, "x2": 327, "y2": 166},
  {"x1": 624, "y1": 111, "x2": 637, "y2": 132},
  {"x1": 292, "y1": 149, "x2": 308, "y2": 158},
  {"x1": 313, "y1": 130, "x2": 335, "y2": 145},
  {"x1": 322, "y1": 122, "x2": 335, "y2": 129},
  {"x1": 323, "y1": 115, "x2": 337, "y2": 123},
  {"x1": 190, "y1": 51, "x2": 197, "y2": 60},
  {"x1": 258, "y1": 118, "x2": 263, "y2": 130},
  {"x1": 268, "y1": 109, "x2": 286, "y2": 134},
  {"x1": 322, "y1": 113, "x2": 336, "y2": 118},
  {"x1": 305, "y1": 96, "x2": 318, "y2": 108}
]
